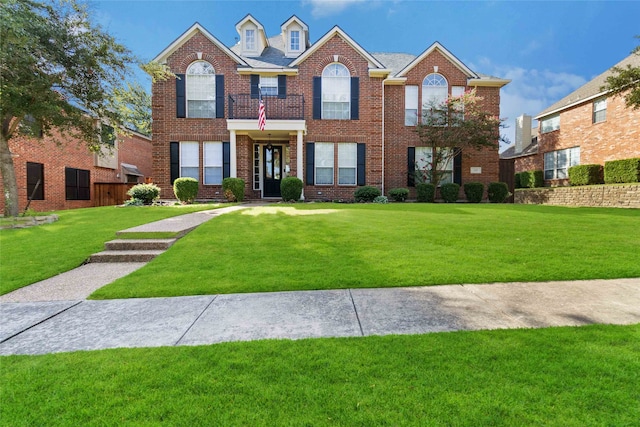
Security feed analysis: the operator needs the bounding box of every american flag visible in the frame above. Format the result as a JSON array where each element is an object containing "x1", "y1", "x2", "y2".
[{"x1": 258, "y1": 99, "x2": 266, "y2": 131}]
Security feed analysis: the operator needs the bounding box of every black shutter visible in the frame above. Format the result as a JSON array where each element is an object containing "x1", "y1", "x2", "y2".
[
  {"x1": 78, "y1": 169, "x2": 90, "y2": 200},
  {"x1": 65, "y1": 167, "x2": 77, "y2": 200},
  {"x1": 312, "y1": 77, "x2": 322, "y2": 119},
  {"x1": 250, "y1": 75, "x2": 260, "y2": 99},
  {"x1": 357, "y1": 143, "x2": 366, "y2": 186},
  {"x1": 278, "y1": 75, "x2": 287, "y2": 99},
  {"x1": 26, "y1": 162, "x2": 44, "y2": 200},
  {"x1": 176, "y1": 74, "x2": 186, "y2": 118},
  {"x1": 216, "y1": 75, "x2": 225, "y2": 118},
  {"x1": 407, "y1": 147, "x2": 416, "y2": 187},
  {"x1": 306, "y1": 142, "x2": 315, "y2": 185},
  {"x1": 223, "y1": 141, "x2": 231, "y2": 179},
  {"x1": 350, "y1": 77, "x2": 359, "y2": 120},
  {"x1": 453, "y1": 149, "x2": 462, "y2": 185},
  {"x1": 170, "y1": 142, "x2": 179, "y2": 184}
]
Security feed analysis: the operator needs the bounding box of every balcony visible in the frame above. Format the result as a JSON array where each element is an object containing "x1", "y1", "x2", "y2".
[{"x1": 228, "y1": 94, "x2": 305, "y2": 120}]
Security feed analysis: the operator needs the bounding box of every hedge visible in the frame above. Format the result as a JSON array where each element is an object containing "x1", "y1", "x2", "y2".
[
  {"x1": 222, "y1": 177, "x2": 245, "y2": 202},
  {"x1": 354, "y1": 186, "x2": 382, "y2": 202},
  {"x1": 604, "y1": 158, "x2": 640, "y2": 184},
  {"x1": 416, "y1": 183, "x2": 435, "y2": 203},
  {"x1": 487, "y1": 182, "x2": 509, "y2": 203},
  {"x1": 463, "y1": 182, "x2": 484, "y2": 203},
  {"x1": 518, "y1": 170, "x2": 544, "y2": 188},
  {"x1": 388, "y1": 188, "x2": 409, "y2": 202},
  {"x1": 280, "y1": 177, "x2": 303, "y2": 202},
  {"x1": 173, "y1": 177, "x2": 198, "y2": 204},
  {"x1": 440, "y1": 183, "x2": 460, "y2": 203},
  {"x1": 127, "y1": 183, "x2": 160, "y2": 205},
  {"x1": 568, "y1": 164, "x2": 603, "y2": 186}
]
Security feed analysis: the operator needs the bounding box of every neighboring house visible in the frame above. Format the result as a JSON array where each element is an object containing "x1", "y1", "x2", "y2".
[
  {"x1": 0, "y1": 129, "x2": 152, "y2": 212},
  {"x1": 507, "y1": 52, "x2": 640, "y2": 185},
  {"x1": 151, "y1": 15, "x2": 509, "y2": 201}
]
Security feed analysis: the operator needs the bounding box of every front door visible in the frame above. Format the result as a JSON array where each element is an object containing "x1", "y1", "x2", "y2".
[{"x1": 263, "y1": 145, "x2": 282, "y2": 197}]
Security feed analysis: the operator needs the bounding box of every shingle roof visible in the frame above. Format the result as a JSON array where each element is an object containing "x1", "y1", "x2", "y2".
[
  {"x1": 231, "y1": 35, "x2": 294, "y2": 68},
  {"x1": 500, "y1": 138, "x2": 539, "y2": 159},
  {"x1": 371, "y1": 52, "x2": 416, "y2": 75},
  {"x1": 536, "y1": 52, "x2": 640, "y2": 119}
]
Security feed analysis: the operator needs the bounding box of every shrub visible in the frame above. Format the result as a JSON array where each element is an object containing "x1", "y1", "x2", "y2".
[
  {"x1": 569, "y1": 164, "x2": 603, "y2": 186},
  {"x1": 463, "y1": 182, "x2": 484, "y2": 203},
  {"x1": 373, "y1": 195, "x2": 388, "y2": 204},
  {"x1": 440, "y1": 183, "x2": 460, "y2": 203},
  {"x1": 173, "y1": 177, "x2": 199, "y2": 204},
  {"x1": 123, "y1": 198, "x2": 144, "y2": 207},
  {"x1": 354, "y1": 186, "x2": 381, "y2": 202},
  {"x1": 127, "y1": 183, "x2": 160, "y2": 205},
  {"x1": 487, "y1": 182, "x2": 510, "y2": 203},
  {"x1": 222, "y1": 177, "x2": 245, "y2": 202},
  {"x1": 514, "y1": 172, "x2": 523, "y2": 189},
  {"x1": 416, "y1": 183, "x2": 435, "y2": 203},
  {"x1": 280, "y1": 177, "x2": 303, "y2": 202},
  {"x1": 388, "y1": 188, "x2": 409, "y2": 202},
  {"x1": 519, "y1": 170, "x2": 544, "y2": 188},
  {"x1": 604, "y1": 158, "x2": 640, "y2": 184}
]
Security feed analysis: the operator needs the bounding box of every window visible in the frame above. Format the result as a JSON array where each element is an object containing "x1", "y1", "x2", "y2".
[
  {"x1": 254, "y1": 144, "x2": 261, "y2": 190},
  {"x1": 544, "y1": 147, "x2": 580, "y2": 179},
  {"x1": 541, "y1": 114, "x2": 560, "y2": 133},
  {"x1": 65, "y1": 167, "x2": 90, "y2": 200},
  {"x1": 26, "y1": 162, "x2": 44, "y2": 200},
  {"x1": 245, "y1": 29, "x2": 256, "y2": 51},
  {"x1": 100, "y1": 124, "x2": 116, "y2": 146},
  {"x1": 203, "y1": 142, "x2": 222, "y2": 185},
  {"x1": 338, "y1": 143, "x2": 357, "y2": 185},
  {"x1": 405, "y1": 85, "x2": 418, "y2": 126},
  {"x1": 415, "y1": 147, "x2": 453, "y2": 185},
  {"x1": 180, "y1": 142, "x2": 199, "y2": 181},
  {"x1": 422, "y1": 73, "x2": 448, "y2": 124},
  {"x1": 451, "y1": 86, "x2": 465, "y2": 122},
  {"x1": 187, "y1": 61, "x2": 216, "y2": 118},
  {"x1": 315, "y1": 143, "x2": 334, "y2": 185},
  {"x1": 259, "y1": 76, "x2": 278, "y2": 96},
  {"x1": 322, "y1": 63, "x2": 350, "y2": 119},
  {"x1": 290, "y1": 30, "x2": 300, "y2": 51},
  {"x1": 593, "y1": 99, "x2": 607, "y2": 123}
]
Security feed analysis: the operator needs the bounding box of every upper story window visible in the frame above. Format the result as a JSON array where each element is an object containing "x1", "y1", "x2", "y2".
[
  {"x1": 405, "y1": 85, "x2": 418, "y2": 126},
  {"x1": 245, "y1": 29, "x2": 256, "y2": 51},
  {"x1": 186, "y1": 61, "x2": 216, "y2": 118},
  {"x1": 322, "y1": 63, "x2": 351, "y2": 120},
  {"x1": 422, "y1": 73, "x2": 448, "y2": 124},
  {"x1": 290, "y1": 30, "x2": 300, "y2": 51},
  {"x1": 593, "y1": 98, "x2": 607, "y2": 123},
  {"x1": 541, "y1": 114, "x2": 560, "y2": 133},
  {"x1": 260, "y1": 76, "x2": 278, "y2": 96}
]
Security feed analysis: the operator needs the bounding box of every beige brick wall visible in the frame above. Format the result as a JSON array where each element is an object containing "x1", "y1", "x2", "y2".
[{"x1": 515, "y1": 183, "x2": 640, "y2": 208}]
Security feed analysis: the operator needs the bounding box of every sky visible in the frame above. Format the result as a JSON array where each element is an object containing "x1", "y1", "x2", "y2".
[{"x1": 90, "y1": 0, "x2": 640, "y2": 150}]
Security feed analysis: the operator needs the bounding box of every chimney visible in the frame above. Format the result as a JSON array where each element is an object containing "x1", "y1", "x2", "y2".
[{"x1": 515, "y1": 115, "x2": 532, "y2": 154}]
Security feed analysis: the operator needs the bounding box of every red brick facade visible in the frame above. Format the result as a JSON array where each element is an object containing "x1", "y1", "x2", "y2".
[
  {"x1": 0, "y1": 130, "x2": 152, "y2": 212},
  {"x1": 153, "y1": 19, "x2": 507, "y2": 201}
]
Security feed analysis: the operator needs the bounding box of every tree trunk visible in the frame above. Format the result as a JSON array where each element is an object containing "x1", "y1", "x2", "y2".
[{"x1": 0, "y1": 133, "x2": 20, "y2": 217}]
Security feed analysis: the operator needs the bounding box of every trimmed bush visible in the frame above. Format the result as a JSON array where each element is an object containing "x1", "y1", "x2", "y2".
[
  {"x1": 514, "y1": 172, "x2": 523, "y2": 189},
  {"x1": 520, "y1": 170, "x2": 544, "y2": 188},
  {"x1": 373, "y1": 195, "x2": 388, "y2": 204},
  {"x1": 127, "y1": 183, "x2": 160, "y2": 205},
  {"x1": 416, "y1": 183, "x2": 435, "y2": 203},
  {"x1": 354, "y1": 186, "x2": 382, "y2": 202},
  {"x1": 222, "y1": 177, "x2": 245, "y2": 202},
  {"x1": 463, "y1": 182, "x2": 484, "y2": 203},
  {"x1": 280, "y1": 177, "x2": 303, "y2": 202},
  {"x1": 487, "y1": 182, "x2": 510, "y2": 203},
  {"x1": 440, "y1": 183, "x2": 460, "y2": 203},
  {"x1": 569, "y1": 164, "x2": 603, "y2": 186},
  {"x1": 173, "y1": 177, "x2": 199, "y2": 204},
  {"x1": 604, "y1": 158, "x2": 640, "y2": 184},
  {"x1": 388, "y1": 188, "x2": 409, "y2": 202}
]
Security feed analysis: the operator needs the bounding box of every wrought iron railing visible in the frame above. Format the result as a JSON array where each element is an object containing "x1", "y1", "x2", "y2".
[{"x1": 228, "y1": 94, "x2": 305, "y2": 120}]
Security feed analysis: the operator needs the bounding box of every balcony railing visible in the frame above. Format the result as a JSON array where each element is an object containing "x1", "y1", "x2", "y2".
[{"x1": 228, "y1": 94, "x2": 305, "y2": 120}]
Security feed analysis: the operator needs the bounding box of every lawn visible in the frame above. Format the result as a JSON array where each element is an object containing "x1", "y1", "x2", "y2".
[
  {"x1": 1, "y1": 324, "x2": 638, "y2": 426},
  {"x1": 90, "y1": 203, "x2": 640, "y2": 299},
  {"x1": 0, "y1": 204, "x2": 227, "y2": 295}
]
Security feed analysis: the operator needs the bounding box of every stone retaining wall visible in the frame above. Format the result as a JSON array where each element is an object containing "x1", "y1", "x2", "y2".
[
  {"x1": 0, "y1": 215, "x2": 59, "y2": 229},
  {"x1": 515, "y1": 183, "x2": 640, "y2": 208}
]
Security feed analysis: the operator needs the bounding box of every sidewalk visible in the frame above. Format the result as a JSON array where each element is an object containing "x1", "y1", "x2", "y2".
[{"x1": 1, "y1": 204, "x2": 639, "y2": 356}]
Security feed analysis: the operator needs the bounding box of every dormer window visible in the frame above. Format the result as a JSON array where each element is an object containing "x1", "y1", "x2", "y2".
[
  {"x1": 290, "y1": 30, "x2": 300, "y2": 51},
  {"x1": 245, "y1": 29, "x2": 256, "y2": 51}
]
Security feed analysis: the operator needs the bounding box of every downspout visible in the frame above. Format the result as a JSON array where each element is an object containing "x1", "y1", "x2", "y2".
[{"x1": 381, "y1": 78, "x2": 386, "y2": 195}]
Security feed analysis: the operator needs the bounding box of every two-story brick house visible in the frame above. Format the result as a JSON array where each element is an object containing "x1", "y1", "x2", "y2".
[{"x1": 151, "y1": 15, "x2": 509, "y2": 201}]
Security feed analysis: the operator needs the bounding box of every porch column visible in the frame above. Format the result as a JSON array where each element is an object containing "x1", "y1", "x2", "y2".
[
  {"x1": 230, "y1": 130, "x2": 237, "y2": 178},
  {"x1": 296, "y1": 129, "x2": 304, "y2": 200}
]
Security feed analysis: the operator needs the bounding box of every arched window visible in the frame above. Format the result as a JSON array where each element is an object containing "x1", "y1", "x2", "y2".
[
  {"x1": 187, "y1": 61, "x2": 216, "y2": 118},
  {"x1": 322, "y1": 63, "x2": 350, "y2": 119},
  {"x1": 422, "y1": 73, "x2": 448, "y2": 124}
]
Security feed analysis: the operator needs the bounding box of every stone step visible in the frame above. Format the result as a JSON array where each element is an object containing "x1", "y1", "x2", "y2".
[
  {"x1": 89, "y1": 250, "x2": 165, "y2": 263},
  {"x1": 104, "y1": 239, "x2": 176, "y2": 251}
]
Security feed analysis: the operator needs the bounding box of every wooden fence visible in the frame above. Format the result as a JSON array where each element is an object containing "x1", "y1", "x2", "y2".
[{"x1": 94, "y1": 183, "x2": 135, "y2": 207}]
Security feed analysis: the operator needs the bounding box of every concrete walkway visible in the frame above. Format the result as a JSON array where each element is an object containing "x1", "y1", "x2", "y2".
[{"x1": 1, "y1": 204, "x2": 639, "y2": 356}]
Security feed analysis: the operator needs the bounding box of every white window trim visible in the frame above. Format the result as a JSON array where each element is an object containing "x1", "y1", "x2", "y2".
[
  {"x1": 180, "y1": 141, "x2": 199, "y2": 181},
  {"x1": 245, "y1": 29, "x2": 256, "y2": 51},
  {"x1": 315, "y1": 142, "x2": 334, "y2": 185},
  {"x1": 405, "y1": 85, "x2": 418, "y2": 126},
  {"x1": 338, "y1": 143, "x2": 357, "y2": 186},
  {"x1": 421, "y1": 73, "x2": 448, "y2": 125},
  {"x1": 415, "y1": 147, "x2": 454, "y2": 185},
  {"x1": 541, "y1": 114, "x2": 560, "y2": 133},
  {"x1": 259, "y1": 75, "x2": 278, "y2": 97},
  {"x1": 290, "y1": 30, "x2": 300, "y2": 51},
  {"x1": 544, "y1": 147, "x2": 580, "y2": 180},
  {"x1": 321, "y1": 63, "x2": 351, "y2": 120},
  {"x1": 203, "y1": 141, "x2": 223, "y2": 185},
  {"x1": 186, "y1": 61, "x2": 216, "y2": 119},
  {"x1": 593, "y1": 98, "x2": 607, "y2": 124}
]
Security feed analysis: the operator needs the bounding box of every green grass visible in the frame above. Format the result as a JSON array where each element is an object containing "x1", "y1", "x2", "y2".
[
  {"x1": 0, "y1": 204, "x2": 227, "y2": 295},
  {"x1": 1, "y1": 324, "x2": 638, "y2": 426},
  {"x1": 91, "y1": 203, "x2": 640, "y2": 299}
]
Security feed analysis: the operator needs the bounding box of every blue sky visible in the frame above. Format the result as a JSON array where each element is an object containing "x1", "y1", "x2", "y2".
[{"x1": 91, "y1": 0, "x2": 640, "y2": 148}]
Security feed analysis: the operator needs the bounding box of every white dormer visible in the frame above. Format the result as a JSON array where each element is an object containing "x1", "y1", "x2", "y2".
[
  {"x1": 281, "y1": 16, "x2": 309, "y2": 58},
  {"x1": 235, "y1": 14, "x2": 268, "y2": 56}
]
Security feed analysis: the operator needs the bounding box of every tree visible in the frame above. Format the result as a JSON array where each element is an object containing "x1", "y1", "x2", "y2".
[
  {"x1": 0, "y1": 0, "x2": 152, "y2": 217},
  {"x1": 602, "y1": 37, "x2": 640, "y2": 109},
  {"x1": 413, "y1": 89, "x2": 507, "y2": 188}
]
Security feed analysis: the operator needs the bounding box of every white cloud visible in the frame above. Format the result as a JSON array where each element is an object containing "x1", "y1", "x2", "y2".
[{"x1": 304, "y1": 0, "x2": 367, "y2": 18}]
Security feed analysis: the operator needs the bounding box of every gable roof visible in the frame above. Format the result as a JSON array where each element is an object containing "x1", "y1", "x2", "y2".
[
  {"x1": 153, "y1": 22, "x2": 248, "y2": 66},
  {"x1": 235, "y1": 14, "x2": 269, "y2": 50},
  {"x1": 395, "y1": 42, "x2": 478, "y2": 79},
  {"x1": 536, "y1": 52, "x2": 640, "y2": 119}
]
